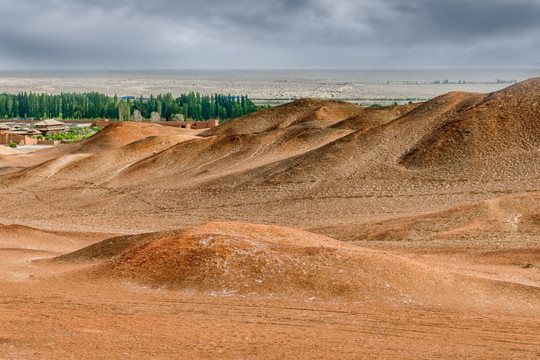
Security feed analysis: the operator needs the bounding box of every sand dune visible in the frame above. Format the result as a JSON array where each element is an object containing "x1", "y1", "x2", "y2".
[
  {"x1": 401, "y1": 78, "x2": 540, "y2": 169},
  {"x1": 202, "y1": 99, "x2": 363, "y2": 136},
  {"x1": 51, "y1": 221, "x2": 537, "y2": 311},
  {"x1": 105, "y1": 126, "x2": 353, "y2": 188},
  {"x1": 0, "y1": 223, "x2": 111, "y2": 248}
]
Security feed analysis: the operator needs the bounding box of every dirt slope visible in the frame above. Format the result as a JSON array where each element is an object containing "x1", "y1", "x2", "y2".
[
  {"x1": 205, "y1": 91, "x2": 483, "y2": 186},
  {"x1": 401, "y1": 77, "x2": 540, "y2": 169},
  {"x1": 0, "y1": 122, "x2": 193, "y2": 179},
  {"x1": 3, "y1": 132, "x2": 198, "y2": 187},
  {"x1": 331, "y1": 103, "x2": 421, "y2": 130},
  {"x1": 103, "y1": 126, "x2": 352, "y2": 188},
  {"x1": 61, "y1": 221, "x2": 536, "y2": 311},
  {"x1": 313, "y1": 191, "x2": 540, "y2": 250},
  {"x1": 202, "y1": 99, "x2": 364, "y2": 136}
]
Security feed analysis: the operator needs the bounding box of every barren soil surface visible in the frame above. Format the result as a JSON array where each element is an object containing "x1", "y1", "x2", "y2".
[{"x1": 1, "y1": 79, "x2": 540, "y2": 359}]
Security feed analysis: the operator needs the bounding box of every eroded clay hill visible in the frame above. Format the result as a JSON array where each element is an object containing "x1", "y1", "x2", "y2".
[
  {"x1": 55, "y1": 221, "x2": 539, "y2": 311},
  {"x1": 201, "y1": 98, "x2": 364, "y2": 135},
  {"x1": 400, "y1": 77, "x2": 540, "y2": 170}
]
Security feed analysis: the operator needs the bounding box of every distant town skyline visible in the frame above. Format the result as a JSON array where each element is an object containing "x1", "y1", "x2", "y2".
[{"x1": 0, "y1": 0, "x2": 539, "y2": 70}]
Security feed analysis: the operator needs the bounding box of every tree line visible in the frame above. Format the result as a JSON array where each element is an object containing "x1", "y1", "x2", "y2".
[{"x1": 0, "y1": 92, "x2": 261, "y2": 121}]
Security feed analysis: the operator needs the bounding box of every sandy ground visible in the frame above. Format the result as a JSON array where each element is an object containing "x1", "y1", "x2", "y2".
[
  {"x1": 1, "y1": 79, "x2": 540, "y2": 358},
  {"x1": 0, "y1": 226, "x2": 538, "y2": 359}
]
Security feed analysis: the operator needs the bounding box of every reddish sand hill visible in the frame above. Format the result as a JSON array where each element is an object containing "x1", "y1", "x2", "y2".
[
  {"x1": 0, "y1": 122, "x2": 194, "y2": 179},
  {"x1": 82, "y1": 94, "x2": 473, "y2": 190},
  {"x1": 59, "y1": 221, "x2": 537, "y2": 311},
  {"x1": 206, "y1": 91, "x2": 483, "y2": 186},
  {"x1": 104, "y1": 126, "x2": 353, "y2": 188},
  {"x1": 3, "y1": 131, "x2": 198, "y2": 187},
  {"x1": 202, "y1": 98, "x2": 364, "y2": 136},
  {"x1": 75, "y1": 121, "x2": 190, "y2": 152},
  {"x1": 206, "y1": 79, "x2": 540, "y2": 188},
  {"x1": 401, "y1": 78, "x2": 540, "y2": 169},
  {"x1": 331, "y1": 103, "x2": 421, "y2": 130}
]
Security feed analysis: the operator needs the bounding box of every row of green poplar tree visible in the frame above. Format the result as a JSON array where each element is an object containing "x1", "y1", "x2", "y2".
[{"x1": 0, "y1": 92, "x2": 261, "y2": 121}]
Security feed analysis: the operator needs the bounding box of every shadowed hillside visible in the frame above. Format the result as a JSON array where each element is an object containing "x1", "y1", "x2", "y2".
[{"x1": 401, "y1": 78, "x2": 540, "y2": 169}]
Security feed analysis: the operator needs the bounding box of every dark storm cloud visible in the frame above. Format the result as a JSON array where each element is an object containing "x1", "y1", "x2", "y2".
[
  {"x1": 0, "y1": 0, "x2": 538, "y2": 69},
  {"x1": 375, "y1": 0, "x2": 540, "y2": 43}
]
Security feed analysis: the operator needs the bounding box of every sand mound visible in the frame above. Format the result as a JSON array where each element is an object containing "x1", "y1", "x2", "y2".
[
  {"x1": 202, "y1": 99, "x2": 364, "y2": 136},
  {"x1": 104, "y1": 126, "x2": 352, "y2": 188},
  {"x1": 221, "y1": 91, "x2": 482, "y2": 185},
  {"x1": 75, "y1": 121, "x2": 189, "y2": 152},
  {"x1": 331, "y1": 103, "x2": 421, "y2": 131},
  {"x1": 4, "y1": 132, "x2": 198, "y2": 187},
  {"x1": 53, "y1": 229, "x2": 185, "y2": 262},
  {"x1": 85, "y1": 222, "x2": 539, "y2": 308},
  {"x1": 401, "y1": 77, "x2": 540, "y2": 169},
  {"x1": 0, "y1": 122, "x2": 193, "y2": 180},
  {"x1": 0, "y1": 224, "x2": 105, "y2": 253}
]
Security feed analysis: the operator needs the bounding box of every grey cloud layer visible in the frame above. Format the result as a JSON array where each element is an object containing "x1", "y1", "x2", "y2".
[{"x1": 0, "y1": 0, "x2": 538, "y2": 69}]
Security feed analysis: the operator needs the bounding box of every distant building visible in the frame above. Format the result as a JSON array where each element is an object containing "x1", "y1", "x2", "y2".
[
  {"x1": 26, "y1": 129, "x2": 43, "y2": 136},
  {"x1": 0, "y1": 124, "x2": 39, "y2": 146},
  {"x1": 34, "y1": 119, "x2": 68, "y2": 134}
]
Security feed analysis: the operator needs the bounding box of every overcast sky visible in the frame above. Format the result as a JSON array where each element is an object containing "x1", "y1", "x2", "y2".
[{"x1": 0, "y1": 0, "x2": 539, "y2": 70}]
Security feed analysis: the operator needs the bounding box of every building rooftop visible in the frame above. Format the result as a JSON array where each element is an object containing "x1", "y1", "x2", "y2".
[{"x1": 34, "y1": 119, "x2": 66, "y2": 127}]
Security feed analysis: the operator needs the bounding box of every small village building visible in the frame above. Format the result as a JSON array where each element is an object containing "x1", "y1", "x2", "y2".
[
  {"x1": 34, "y1": 119, "x2": 68, "y2": 134},
  {"x1": 0, "y1": 126, "x2": 39, "y2": 146},
  {"x1": 26, "y1": 129, "x2": 43, "y2": 136},
  {"x1": 4, "y1": 123, "x2": 22, "y2": 130}
]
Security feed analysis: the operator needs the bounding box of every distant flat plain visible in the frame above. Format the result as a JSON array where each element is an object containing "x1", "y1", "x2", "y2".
[{"x1": 1, "y1": 69, "x2": 539, "y2": 105}]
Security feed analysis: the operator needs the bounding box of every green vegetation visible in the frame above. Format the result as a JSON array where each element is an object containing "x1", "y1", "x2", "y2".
[
  {"x1": 8, "y1": 142, "x2": 17, "y2": 148},
  {"x1": 0, "y1": 92, "x2": 261, "y2": 121},
  {"x1": 42, "y1": 126, "x2": 100, "y2": 142}
]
